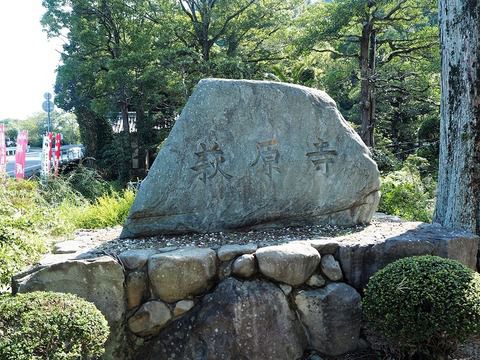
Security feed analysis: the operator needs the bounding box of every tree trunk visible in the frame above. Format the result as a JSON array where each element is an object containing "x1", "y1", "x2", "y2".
[
  {"x1": 202, "y1": 41, "x2": 211, "y2": 61},
  {"x1": 121, "y1": 102, "x2": 130, "y2": 134},
  {"x1": 391, "y1": 109, "x2": 400, "y2": 156},
  {"x1": 200, "y1": 2, "x2": 211, "y2": 61},
  {"x1": 369, "y1": 29, "x2": 377, "y2": 147},
  {"x1": 434, "y1": 0, "x2": 480, "y2": 233},
  {"x1": 360, "y1": 21, "x2": 375, "y2": 147}
]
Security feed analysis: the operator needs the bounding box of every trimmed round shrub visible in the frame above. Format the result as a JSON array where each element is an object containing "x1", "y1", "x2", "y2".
[
  {"x1": 0, "y1": 292, "x2": 109, "y2": 360},
  {"x1": 363, "y1": 256, "x2": 480, "y2": 359}
]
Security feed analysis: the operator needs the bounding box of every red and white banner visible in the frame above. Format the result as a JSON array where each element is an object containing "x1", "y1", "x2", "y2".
[
  {"x1": 15, "y1": 130, "x2": 28, "y2": 180},
  {"x1": 54, "y1": 133, "x2": 61, "y2": 176},
  {"x1": 48, "y1": 132, "x2": 53, "y2": 162},
  {"x1": 41, "y1": 134, "x2": 52, "y2": 180},
  {"x1": 0, "y1": 124, "x2": 6, "y2": 174}
]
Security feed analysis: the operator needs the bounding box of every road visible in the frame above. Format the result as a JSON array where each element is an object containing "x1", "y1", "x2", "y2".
[
  {"x1": 6, "y1": 149, "x2": 42, "y2": 177},
  {"x1": 5, "y1": 145, "x2": 84, "y2": 177}
]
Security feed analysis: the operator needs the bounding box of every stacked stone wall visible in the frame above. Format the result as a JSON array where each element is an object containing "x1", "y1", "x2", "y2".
[{"x1": 12, "y1": 220, "x2": 479, "y2": 359}]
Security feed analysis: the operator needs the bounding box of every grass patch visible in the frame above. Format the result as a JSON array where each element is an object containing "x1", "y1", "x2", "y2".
[
  {"x1": 60, "y1": 189, "x2": 135, "y2": 229},
  {"x1": 0, "y1": 179, "x2": 52, "y2": 286},
  {"x1": 0, "y1": 170, "x2": 136, "y2": 289}
]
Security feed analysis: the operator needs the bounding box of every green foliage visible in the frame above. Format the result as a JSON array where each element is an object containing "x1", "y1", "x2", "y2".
[
  {"x1": 39, "y1": 176, "x2": 85, "y2": 207},
  {"x1": 370, "y1": 147, "x2": 401, "y2": 173},
  {"x1": 0, "y1": 174, "x2": 135, "y2": 288},
  {"x1": 292, "y1": 0, "x2": 440, "y2": 148},
  {"x1": 61, "y1": 189, "x2": 135, "y2": 229},
  {"x1": 0, "y1": 218, "x2": 46, "y2": 291},
  {"x1": 363, "y1": 256, "x2": 480, "y2": 359},
  {"x1": 379, "y1": 156, "x2": 435, "y2": 222},
  {"x1": 100, "y1": 133, "x2": 134, "y2": 183},
  {"x1": 0, "y1": 179, "x2": 50, "y2": 286},
  {"x1": 38, "y1": 170, "x2": 135, "y2": 232},
  {"x1": 2, "y1": 112, "x2": 80, "y2": 147},
  {"x1": 416, "y1": 116, "x2": 440, "y2": 173},
  {"x1": 65, "y1": 166, "x2": 111, "y2": 201},
  {"x1": 0, "y1": 292, "x2": 109, "y2": 360}
]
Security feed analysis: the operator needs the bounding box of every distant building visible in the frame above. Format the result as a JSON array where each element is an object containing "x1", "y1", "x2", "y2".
[
  {"x1": 112, "y1": 111, "x2": 176, "y2": 134},
  {"x1": 111, "y1": 110, "x2": 176, "y2": 172},
  {"x1": 113, "y1": 111, "x2": 137, "y2": 133}
]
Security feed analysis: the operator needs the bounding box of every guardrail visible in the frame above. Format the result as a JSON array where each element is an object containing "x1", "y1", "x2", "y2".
[
  {"x1": 6, "y1": 145, "x2": 85, "y2": 178},
  {"x1": 6, "y1": 146, "x2": 83, "y2": 158},
  {"x1": 59, "y1": 146, "x2": 84, "y2": 163}
]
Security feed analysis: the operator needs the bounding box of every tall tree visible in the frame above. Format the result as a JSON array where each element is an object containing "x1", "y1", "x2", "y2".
[
  {"x1": 178, "y1": 0, "x2": 256, "y2": 61},
  {"x1": 434, "y1": 0, "x2": 480, "y2": 233},
  {"x1": 42, "y1": 0, "x2": 302, "y2": 182},
  {"x1": 42, "y1": 0, "x2": 182, "y2": 180},
  {"x1": 175, "y1": 0, "x2": 301, "y2": 73},
  {"x1": 297, "y1": 0, "x2": 438, "y2": 147}
]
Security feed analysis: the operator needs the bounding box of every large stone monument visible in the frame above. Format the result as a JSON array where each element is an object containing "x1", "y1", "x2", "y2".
[{"x1": 121, "y1": 79, "x2": 380, "y2": 237}]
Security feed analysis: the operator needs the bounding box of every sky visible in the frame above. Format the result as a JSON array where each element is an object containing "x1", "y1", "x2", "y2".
[{"x1": 0, "y1": 1, "x2": 62, "y2": 120}]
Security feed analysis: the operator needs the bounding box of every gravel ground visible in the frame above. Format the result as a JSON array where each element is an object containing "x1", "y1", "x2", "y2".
[
  {"x1": 57, "y1": 213, "x2": 410, "y2": 259},
  {"x1": 453, "y1": 337, "x2": 480, "y2": 360},
  {"x1": 86, "y1": 223, "x2": 364, "y2": 256}
]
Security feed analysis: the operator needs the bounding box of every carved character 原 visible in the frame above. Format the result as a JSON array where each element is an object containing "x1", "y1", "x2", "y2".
[{"x1": 250, "y1": 139, "x2": 280, "y2": 178}]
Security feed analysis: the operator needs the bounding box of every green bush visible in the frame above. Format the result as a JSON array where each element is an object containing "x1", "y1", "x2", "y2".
[
  {"x1": 0, "y1": 217, "x2": 46, "y2": 288},
  {"x1": 370, "y1": 147, "x2": 401, "y2": 173},
  {"x1": 39, "y1": 167, "x2": 110, "y2": 205},
  {"x1": 379, "y1": 156, "x2": 435, "y2": 222},
  {"x1": 0, "y1": 292, "x2": 109, "y2": 360},
  {"x1": 66, "y1": 166, "x2": 111, "y2": 201},
  {"x1": 38, "y1": 176, "x2": 84, "y2": 207},
  {"x1": 363, "y1": 256, "x2": 480, "y2": 359}
]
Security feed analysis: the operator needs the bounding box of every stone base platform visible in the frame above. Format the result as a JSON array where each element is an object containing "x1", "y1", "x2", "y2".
[{"x1": 11, "y1": 215, "x2": 479, "y2": 360}]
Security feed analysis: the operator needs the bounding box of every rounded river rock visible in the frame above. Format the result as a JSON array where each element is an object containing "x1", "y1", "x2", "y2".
[
  {"x1": 148, "y1": 247, "x2": 217, "y2": 303},
  {"x1": 256, "y1": 243, "x2": 321, "y2": 286}
]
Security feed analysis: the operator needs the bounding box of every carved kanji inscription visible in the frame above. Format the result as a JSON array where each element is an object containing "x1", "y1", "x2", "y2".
[
  {"x1": 250, "y1": 139, "x2": 280, "y2": 178},
  {"x1": 306, "y1": 139, "x2": 337, "y2": 175},
  {"x1": 191, "y1": 142, "x2": 233, "y2": 184}
]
